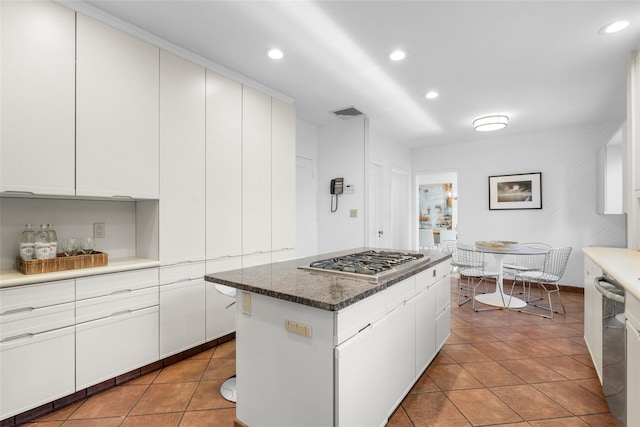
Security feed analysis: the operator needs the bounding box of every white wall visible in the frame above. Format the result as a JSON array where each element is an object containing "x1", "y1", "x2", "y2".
[
  {"x1": 316, "y1": 117, "x2": 367, "y2": 253},
  {"x1": 0, "y1": 197, "x2": 138, "y2": 269},
  {"x1": 411, "y1": 121, "x2": 627, "y2": 287}
]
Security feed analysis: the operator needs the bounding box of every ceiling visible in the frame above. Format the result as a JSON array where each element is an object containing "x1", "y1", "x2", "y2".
[{"x1": 82, "y1": 1, "x2": 640, "y2": 148}]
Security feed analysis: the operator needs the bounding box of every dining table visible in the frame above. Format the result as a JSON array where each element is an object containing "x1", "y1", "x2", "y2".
[{"x1": 473, "y1": 242, "x2": 549, "y2": 309}]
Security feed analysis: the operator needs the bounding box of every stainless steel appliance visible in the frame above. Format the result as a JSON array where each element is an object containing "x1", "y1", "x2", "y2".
[
  {"x1": 299, "y1": 250, "x2": 428, "y2": 281},
  {"x1": 594, "y1": 275, "x2": 626, "y2": 424}
]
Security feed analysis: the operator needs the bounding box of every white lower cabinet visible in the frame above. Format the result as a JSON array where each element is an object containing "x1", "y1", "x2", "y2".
[
  {"x1": 236, "y1": 261, "x2": 451, "y2": 427},
  {"x1": 159, "y1": 263, "x2": 206, "y2": 358},
  {"x1": 0, "y1": 280, "x2": 75, "y2": 419},
  {"x1": 626, "y1": 293, "x2": 640, "y2": 426},
  {"x1": 335, "y1": 297, "x2": 415, "y2": 427},
  {"x1": 1, "y1": 326, "x2": 75, "y2": 418},
  {"x1": 584, "y1": 256, "x2": 603, "y2": 380},
  {"x1": 435, "y1": 275, "x2": 451, "y2": 350},
  {"x1": 76, "y1": 306, "x2": 159, "y2": 389},
  {"x1": 205, "y1": 257, "x2": 239, "y2": 341},
  {"x1": 415, "y1": 286, "x2": 436, "y2": 375},
  {"x1": 75, "y1": 269, "x2": 159, "y2": 389}
]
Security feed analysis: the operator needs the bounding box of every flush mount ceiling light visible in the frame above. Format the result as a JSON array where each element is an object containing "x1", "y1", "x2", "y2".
[
  {"x1": 598, "y1": 20, "x2": 630, "y2": 35},
  {"x1": 473, "y1": 115, "x2": 509, "y2": 132},
  {"x1": 265, "y1": 48, "x2": 284, "y2": 60},
  {"x1": 425, "y1": 91, "x2": 439, "y2": 99},
  {"x1": 389, "y1": 49, "x2": 407, "y2": 61}
]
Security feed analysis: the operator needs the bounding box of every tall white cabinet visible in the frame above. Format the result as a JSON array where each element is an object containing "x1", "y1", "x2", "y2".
[
  {"x1": 0, "y1": 1, "x2": 76, "y2": 196},
  {"x1": 205, "y1": 71, "x2": 243, "y2": 262},
  {"x1": 158, "y1": 50, "x2": 207, "y2": 357},
  {"x1": 242, "y1": 87, "x2": 273, "y2": 267},
  {"x1": 76, "y1": 14, "x2": 159, "y2": 199},
  {"x1": 159, "y1": 50, "x2": 206, "y2": 264},
  {"x1": 271, "y1": 98, "x2": 297, "y2": 262}
]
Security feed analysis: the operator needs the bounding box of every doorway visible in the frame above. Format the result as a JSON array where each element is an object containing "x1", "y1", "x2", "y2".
[{"x1": 415, "y1": 172, "x2": 458, "y2": 250}]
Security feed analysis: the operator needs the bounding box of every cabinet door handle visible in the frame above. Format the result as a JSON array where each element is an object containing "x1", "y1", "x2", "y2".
[
  {"x1": 1, "y1": 333, "x2": 34, "y2": 343},
  {"x1": 1, "y1": 307, "x2": 35, "y2": 316},
  {"x1": 110, "y1": 310, "x2": 132, "y2": 317},
  {"x1": 110, "y1": 289, "x2": 132, "y2": 295}
]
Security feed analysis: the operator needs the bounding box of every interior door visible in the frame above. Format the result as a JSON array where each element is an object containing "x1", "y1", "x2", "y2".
[
  {"x1": 391, "y1": 169, "x2": 410, "y2": 249},
  {"x1": 296, "y1": 156, "x2": 317, "y2": 257}
]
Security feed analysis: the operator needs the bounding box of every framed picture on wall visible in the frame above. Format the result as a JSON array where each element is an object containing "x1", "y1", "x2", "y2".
[{"x1": 489, "y1": 172, "x2": 542, "y2": 210}]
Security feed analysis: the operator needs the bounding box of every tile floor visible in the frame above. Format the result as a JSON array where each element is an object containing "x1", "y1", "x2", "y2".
[{"x1": 28, "y1": 282, "x2": 623, "y2": 427}]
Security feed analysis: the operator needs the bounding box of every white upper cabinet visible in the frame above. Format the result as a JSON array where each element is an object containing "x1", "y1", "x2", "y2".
[
  {"x1": 242, "y1": 87, "x2": 272, "y2": 258},
  {"x1": 159, "y1": 50, "x2": 206, "y2": 264},
  {"x1": 1, "y1": 1, "x2": 75, "y2": 196},
  {"x1": 271, "y1": 98, "x2": 296, "y2": 257},
  {"x1": 205, "y1": 71, "x2": 243, "y2": 260},
  {"x1": 76, "y1": 14, "x2": 159, "y2": 199}
]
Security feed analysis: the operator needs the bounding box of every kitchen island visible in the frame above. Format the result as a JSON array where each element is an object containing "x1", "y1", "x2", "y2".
[{"x1": 205, "y1": 248, "x2": 451, "y2": 427}]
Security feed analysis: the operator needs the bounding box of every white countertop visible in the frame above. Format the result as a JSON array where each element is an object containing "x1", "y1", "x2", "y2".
[
  {"x1": 582, "y1": 247, "x2": 640, "y2": 301},
  {"x1": 0, "y1": 257, "x2": 160, "y2": 288}
]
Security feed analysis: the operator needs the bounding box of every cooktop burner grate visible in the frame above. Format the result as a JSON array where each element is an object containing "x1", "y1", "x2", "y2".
[{"x1": 304, "y1": 250, "x2": 425, "y2": 277}]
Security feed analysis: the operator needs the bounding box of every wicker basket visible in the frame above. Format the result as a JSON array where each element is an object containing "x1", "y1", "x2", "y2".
[{"x1": 16, "y1": 252, "x2": 108, "y2": 275}]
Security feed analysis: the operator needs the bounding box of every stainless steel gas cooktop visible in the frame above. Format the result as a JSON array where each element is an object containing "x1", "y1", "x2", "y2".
[{"x1": 299, "y1": 250, "x2": 428, "y2": 281}]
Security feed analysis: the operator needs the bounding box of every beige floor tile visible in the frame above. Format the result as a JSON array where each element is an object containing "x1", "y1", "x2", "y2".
[
  {"x1": 462, "y1": 361, "x2": 526, "y2": 387},
  {"x1": 446, "y1": 388, "x2": 523, "y2": 425},
  {"x1": 499, "y1": 358, "x2": 568, "y2": 383},
  {"x1": 442, "y1": 343, "x2": 492, "y2": 363},
  {"x1": 541, "y1": 355, "x2": 598, "y2": 380},
  {"x1": 119, "y1": 412, "x2": 183, "y2": 427},
  {"x1": 471, "y1": 341, "x2": 528, "y2": 361},
  {"x1": 70, "y1": 385, "x2": 147, "y2": 419},
  {"x1": 202, "y1": 358, "x2": 236, "y2": 381},
  {"x1": 129, "y1": 382, "x2": 198, "y2": 416},
  {"x1": 179, "y1": 408, "x2": 236, "y2": 427},
  {"x1": 491, "y1": 384, "x2": 571, "y2": 420},
  {"x1": 533, "y1": 381, "x2": 610, "y2": 415},
  {"x1": 60, "y1": 418, "x2": 124, "y2": 426},
  {"x1": 186, "y1": 380, "x2": 236, "y2": 411},
  {"x1": 154, "y1": 359, "x2": 209, "y2": 384},
  {"x1": 386, "y1": 406, "x2": 413, "y2": 427},
  {"x1": 426, "y1": 363, "x2": 484, "y2": 391},
  {"x1": 402, "y1": 392, "x2": 471, "y2": 427}
]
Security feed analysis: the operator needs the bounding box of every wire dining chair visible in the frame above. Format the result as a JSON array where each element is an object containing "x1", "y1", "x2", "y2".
[
  {"x1": 503, "y1": 242, "x2": 551, "y2": 302},
  {"x1": 508, "y1": 246, "x2": 572, "y2": 318},
  {"x1": 456, "y1": 243, "x2": 501, "y2": 311}
]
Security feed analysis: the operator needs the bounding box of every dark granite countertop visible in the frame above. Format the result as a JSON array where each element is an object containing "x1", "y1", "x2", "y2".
[{"x1": 204, "y1": 247, "x2": 451, "y2": 311}]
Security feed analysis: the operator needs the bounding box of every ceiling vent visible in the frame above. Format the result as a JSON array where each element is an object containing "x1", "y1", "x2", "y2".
[{"x1": 331, "y1": 106, "x2": 364, "y2": 119}]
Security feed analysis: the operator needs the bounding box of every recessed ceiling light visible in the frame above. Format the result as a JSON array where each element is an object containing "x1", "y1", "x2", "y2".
[
  {"x1": 598, "y1": 20, "x2": 630, "y2": 35},
  {"x1": 266, "y1": 48, "x2": 284, "y2": 60},
  {"x1": 425, "y1": 91, "x2": 439, "y2": 99},
  {"x1": 473, "y1": 115, "x2": 509, "y2": 132},
  {"x1": 389, "y1": 50, "x2": 407, "y2": 61}
]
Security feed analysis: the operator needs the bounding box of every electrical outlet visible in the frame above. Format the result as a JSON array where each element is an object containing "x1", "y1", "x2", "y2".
[
  {"x1": 242, "y1": 292, "x2": 251, "y2": 316},
  {"x1": 93, "y1": 222, "x2": 105, "y2": 238}
]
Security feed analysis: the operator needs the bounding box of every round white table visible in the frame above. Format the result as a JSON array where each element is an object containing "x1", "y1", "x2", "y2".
[{"x1": 473, "y1": 244, "x2": 549, "y2": 309}]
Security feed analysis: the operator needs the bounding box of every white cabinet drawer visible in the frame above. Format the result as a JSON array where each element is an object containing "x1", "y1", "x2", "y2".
[
  {"x1": 76, "y1": 286, "x2": 158, "y2": 324},
  {"x1": 0, "y1": 280, "x2": 74, "y2": 313},
  {"x1": 415, "y1": 267, "x2": 437, "y2": 292},
  {"x1": 0, "y1": 301, "x2": 74, "y2": 341},
  {"x1": 335, "y1": 277, "x2": 415, "y2": 346},
  {"x1": 76, "y1": 305, "x2": 159, "y2": 389},
  {"x1": 1, "y1": 326, "x2": 75, "y2": 419},
  {"x1": 435, "y1": 276, "x2": 451, "y2": 315},
  {"x1": 160, "y1": 262, "x2": 205, "y2": 285},
  {"x1": 76, "y1": 268, "x2": 158, "y2": 300}
]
